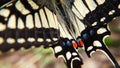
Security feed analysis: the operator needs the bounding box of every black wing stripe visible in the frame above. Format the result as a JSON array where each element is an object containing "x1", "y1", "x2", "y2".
[
  {"x1": 73, "y1": 0, "x2": 89, "y2": 18},
  {"x1": 20, "y1": 0, "x2": 36, "y2": 13},
  {"x1": 15, "y1": 0, "x2": 30, "y2": 15},
  {"x1": 82, "y1": 0, "x2": 91, "y2": 11},
  {"x1": 39, "y1": 8, "x2": 49, "y2": 28},
  {"x1": 43, "y1": 7, "x2": 51, "y2": 28},
  {"x1": 72, "y1": 0, "x2": 120, "y2": 26},
  {"x1": 0, "y1": 28, "x2": 60, "y2": 52},
  {"x1": 93, "y1": 0, "x2": 99, "y2": 6},
  {"x1": 81, "y1": 0, "x2": 120, "y2": 26},
  {"x1": 27, "y1": 0, "x2": 39, "y2": 10}
]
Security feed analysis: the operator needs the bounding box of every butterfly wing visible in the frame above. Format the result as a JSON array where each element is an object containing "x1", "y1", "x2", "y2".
[
  {"x1": 80, "y1": 25, "x2": 120, "y2": 67},
  {"x1": 51, "y1": 38, "x2": 83, "y2": 68},
  {"x1": 72, "y1": 0, "x2": 120, "y2": 26},
  {"x1": 72, "y1": 0, "x2": 120, "y2": 67},
  {"x1": 0, "y1": 0, "x2": 83, "y2": 68},
  {"x1": 0, "y1": 0, "x2": 61, "y2": 52}
]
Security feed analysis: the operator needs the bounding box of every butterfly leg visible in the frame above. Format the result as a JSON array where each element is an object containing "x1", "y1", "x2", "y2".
[{"x1": 51, "y1": 38, "x2": 83, "y2": 68}]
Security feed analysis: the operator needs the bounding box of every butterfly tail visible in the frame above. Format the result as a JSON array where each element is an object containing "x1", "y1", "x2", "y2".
[
  {"x1": 102, "y1": 46, "x2": 120, "y2": 68},
  {"x1": 51, "y1": 38, "x2": 83, "y2": 68}
]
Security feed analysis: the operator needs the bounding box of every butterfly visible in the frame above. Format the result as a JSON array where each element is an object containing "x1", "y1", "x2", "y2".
[{"x1": 0, "y1": 0, "x2": 120, "y2": 68}]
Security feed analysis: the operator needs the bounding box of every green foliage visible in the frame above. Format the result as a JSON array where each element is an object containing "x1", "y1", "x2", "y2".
[
  {"x1": 33, "y1": 47, "x2": 55, "y2": 68},
  {"x1": 0, "y1": 63, "x2": 11, "y2": 68},
  {"x1": 34, "y1": 47, "x2": 53, "y2": 55},
  {"x1": 104, "y1": 36, "x2": 120, "y2": 47},
  {"x1": 104, "y1": 37, "x2": 113, "y2": 47}
]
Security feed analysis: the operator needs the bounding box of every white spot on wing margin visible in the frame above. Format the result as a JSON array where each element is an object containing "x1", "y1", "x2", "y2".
[
  {"x1": 93, "y1": 40, "x2": 102, "y2": 47},
  {"x1": 6, "y1": 38, "x2": 15, "y2": 44},
  {"x1": 54, "y1": 46, "x2": 62, "y2": 53},
  {"x1": 97, "y1": 27, "x2": 107, "y2": 34},
  {"x1": 66, "y1": 52, "x2": 72, "y2": 60}
]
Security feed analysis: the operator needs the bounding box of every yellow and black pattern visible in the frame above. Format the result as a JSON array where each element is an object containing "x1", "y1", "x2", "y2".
[
  {"x1": 72, "y1": 0, "x2": 120, "y2": 26},
  {"x1": 0, "y1": 0, "x2": 83, "y2": 68},
  {"x1": 0, "y1": 0, "x2": 120, "y2": 68},
  {"x1": 0, "y1": 0, "x2": 58, "y2": 52}
]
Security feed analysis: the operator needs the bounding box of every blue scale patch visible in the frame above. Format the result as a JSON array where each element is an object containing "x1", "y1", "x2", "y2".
[
  {"x1": 82, "y1": 33, "x2": 89, "y2": 40},
  {"x1": 89, "y1": 29, "x2": 95, "y2": 36}
]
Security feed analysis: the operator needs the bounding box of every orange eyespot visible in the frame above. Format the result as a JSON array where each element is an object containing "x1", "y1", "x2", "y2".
[
  {"x1": 77, "y1": 40, "x2": 84, "y2": 47},
  {"x1": 72, "y1": 41, "x2": 78, "y2": 49}
]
